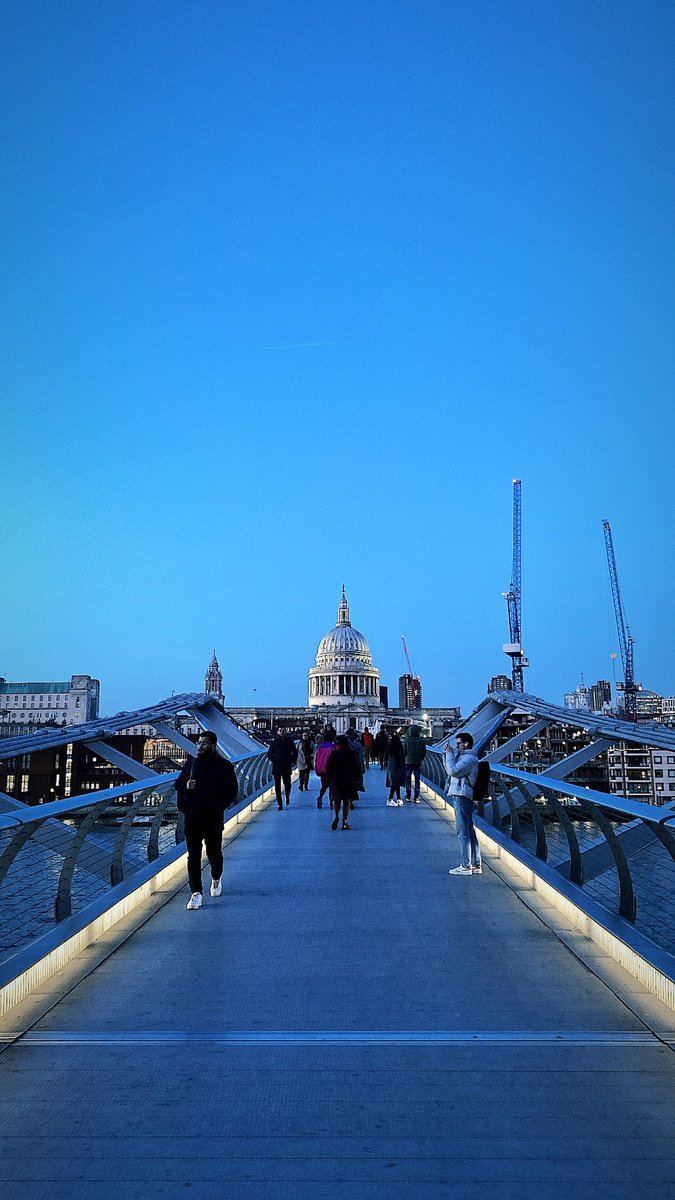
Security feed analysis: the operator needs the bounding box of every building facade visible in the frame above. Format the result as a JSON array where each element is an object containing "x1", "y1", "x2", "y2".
[
  {"x1": 564, "y1": 679, "x2": 613, "y2": 715},
  {"x1": 607, "y1": 744, "x2": 675, "y2": 806},
  {"x1": 488, "y1": 674, "x2": 512, "y2": 694},
  {"x1": 0, "y1": 675, "x2": 100, "y2": 735},
  {"x1": 399, "y1": 674, "x2": 423, "y2": 709}
]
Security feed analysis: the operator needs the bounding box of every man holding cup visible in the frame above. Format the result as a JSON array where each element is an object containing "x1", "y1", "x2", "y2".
[{"x1": 176, "y1": 730, "x2": 239, "y2": 910}]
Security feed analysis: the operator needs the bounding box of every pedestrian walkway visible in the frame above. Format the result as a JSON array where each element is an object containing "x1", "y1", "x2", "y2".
[{"x1": 1, "y1": 767, "x2": 674, "y2": 1199}]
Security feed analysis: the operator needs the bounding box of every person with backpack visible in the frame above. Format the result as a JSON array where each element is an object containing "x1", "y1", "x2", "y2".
[
  {"x1": 444, "y1": 731, "x2": 482, "y2": 876},
  {"x1": 314, "y1": 725, "x2": 337, "y2": 809},
  {"x1": 403, "y1": 724, "x2": 427, "y2": 802}
]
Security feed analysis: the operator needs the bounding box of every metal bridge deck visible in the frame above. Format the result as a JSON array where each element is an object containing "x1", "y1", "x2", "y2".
[{"x1": 1, "y1": 768, "x2": 674, "y2": 1199}]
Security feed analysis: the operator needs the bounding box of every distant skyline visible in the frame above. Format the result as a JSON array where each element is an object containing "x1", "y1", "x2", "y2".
[{"x1": 2, "y1": 2, "x2": 673, "y2": 719}]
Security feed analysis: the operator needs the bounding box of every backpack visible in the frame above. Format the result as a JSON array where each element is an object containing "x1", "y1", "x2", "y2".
[
  {"x1": 473, "y1": 760, "x2": 491, "y2": 804},
  {"x1": 315, "y1": 742, "x2": 335, "y2": 776}
]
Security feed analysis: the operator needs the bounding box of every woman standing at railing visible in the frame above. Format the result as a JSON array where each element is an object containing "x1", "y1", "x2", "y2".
[{"x1": 384, "y1": 733, "x2": 406, "y2": 806}]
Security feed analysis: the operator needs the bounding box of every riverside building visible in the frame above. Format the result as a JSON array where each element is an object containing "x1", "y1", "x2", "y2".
[{"x1": 0, "y1": 675, "x2": 100, "y2": 735}]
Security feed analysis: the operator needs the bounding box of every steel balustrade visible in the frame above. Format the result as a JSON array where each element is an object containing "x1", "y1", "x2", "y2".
[
  {"x1": 423, "y1": 750, "x2": 675, "y2": 931},
  {"x1": 0, "y1": 751, "x2": 274, "y2": 966}
]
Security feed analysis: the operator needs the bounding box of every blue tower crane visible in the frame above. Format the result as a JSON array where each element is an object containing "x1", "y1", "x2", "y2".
[
  {"x1": 503, "y1": 479, "x2": 528, "y2": 691},
  {"x1": 602, "y1": 519, "x2": 637, "y2": 721}
]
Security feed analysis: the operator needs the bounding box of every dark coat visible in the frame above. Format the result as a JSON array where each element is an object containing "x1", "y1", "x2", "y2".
[
  {"x1": 384, "y1": 737, "x2": 406, "y2": 788},
  {"x1": 267, "y1": 734, "x2": 298, "y2": 772},
  {"x1": 374, "y1": 731, "x2": 389, "y2": 755},
  {"x1": 403, "y1": 727, "x2": 427, "y2": 766},
  {"x1": 326, "y1": 744, "x2": 363, "y2": 802},
  {"x1": 175, "y1": 752, "x2": 238, "y2": 824}
]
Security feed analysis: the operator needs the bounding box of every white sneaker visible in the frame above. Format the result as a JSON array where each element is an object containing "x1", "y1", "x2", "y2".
[
  {"x1": 472, "y1": 865, "x2": 483, "y2": 874},
  {"x1": 448, "y1": 866, "x2": 472, "y2": 876},
  {"x1": 386, "y1": 799, "x2": 398, "y2": 807},
  {"x1": 397, "y1": 799, "x2": 404, "y2": 806},
  {"x1": 210, "y1": 877, "x2": 222, "y2": 897},
  {"x1": 187, "y1": 892, "x2": 203, "y2": 909}
]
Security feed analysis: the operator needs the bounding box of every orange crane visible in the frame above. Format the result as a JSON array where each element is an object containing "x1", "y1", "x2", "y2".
[{"x1": 401, "y1": 636, "x2": 422, "y2": 708}]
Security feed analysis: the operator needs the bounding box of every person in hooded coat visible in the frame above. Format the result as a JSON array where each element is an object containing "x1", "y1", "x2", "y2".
[
  {"x1": 326, "y1": 734, "x2": 363, "y2": 831},
  {"x1": 384, "y1": 732, "x2": 406, "y2": 806}
]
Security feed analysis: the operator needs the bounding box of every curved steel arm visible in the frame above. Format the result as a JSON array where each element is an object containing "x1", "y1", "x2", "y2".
[
  {"x1": 583, "y1": 799, "x2": 636, "y2": 922},
  {"x1": 55, "y1": 796, "x2": 113, "y2": 922}
]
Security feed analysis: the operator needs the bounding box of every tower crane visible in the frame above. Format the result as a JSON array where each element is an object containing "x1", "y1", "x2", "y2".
[
  {"x1": 401, "y1": 636, "x2": 422, "y2": 708},
  {"x1": 602, "y1": 519, "x2": 637, "y2": 721},
  {"x1": 503, "y1": 478, "x2": 529, "y2": 691}
]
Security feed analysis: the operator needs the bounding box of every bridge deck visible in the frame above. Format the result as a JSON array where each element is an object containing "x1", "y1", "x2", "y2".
[{"x1": 1, "y1": 768, "x2": 674, "y2": 1198}]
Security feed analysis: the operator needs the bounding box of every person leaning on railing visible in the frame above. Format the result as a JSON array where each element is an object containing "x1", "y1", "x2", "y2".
[{"x1": 444, "y1": 733, "x2": 482, "y2": 877}]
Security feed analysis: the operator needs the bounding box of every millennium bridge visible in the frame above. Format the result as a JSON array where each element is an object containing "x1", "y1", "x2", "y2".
[{"x1": 1, "y1": 690, "x2": 674, "y2": 1199}]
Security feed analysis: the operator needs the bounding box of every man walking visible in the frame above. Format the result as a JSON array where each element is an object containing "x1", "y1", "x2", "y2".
[
  {"x1": 403, "y1": 723, "x2": 427, "y2": 802},
  {"x1": 175, "y1": 730, "x2": 239, "y2": 910},
  {"x1": 445, "y1": 732, "x2": 482, "y2": 876},
  {"x1": 267, "y1": 726, "x2": 298, "y2": 809}
]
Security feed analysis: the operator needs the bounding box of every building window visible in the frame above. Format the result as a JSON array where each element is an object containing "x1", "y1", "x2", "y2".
[
  {"x1": 654, "y1": 756, "x2": 662, "y2": 763},
  {"x1": 20, "y1": 775, "x2": 29, "y2": 793},
  {"x1": 6, "y1": 774, "x2": 15, "y2": 791}
]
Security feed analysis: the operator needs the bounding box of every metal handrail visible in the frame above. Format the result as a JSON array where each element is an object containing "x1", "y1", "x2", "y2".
[
  {"x1": 423, "y1": 750, "x2": 675, "y2": 930},
  {"x1": 0, "y1": 752, "x2": 275, "y2": 966}
]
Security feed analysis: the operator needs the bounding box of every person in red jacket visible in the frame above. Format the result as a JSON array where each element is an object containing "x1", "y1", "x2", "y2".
[{"x1": 362, "y1": 726, "x2": 374, "y2": 768}]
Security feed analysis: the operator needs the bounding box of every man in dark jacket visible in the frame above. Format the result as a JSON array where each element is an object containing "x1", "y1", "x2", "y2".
[
  {"x1": 374, "y1": 729, "x2": 389, "y2": 769},
  {"x1": 267, "y1": 727, "x2": 298, "y2": 809},
  {"x1": 175, "y1": 730, "x2": 239, "y2": 910},
  {"x1": 403, "y1": 724, "x2": 427, "y2": 803}
]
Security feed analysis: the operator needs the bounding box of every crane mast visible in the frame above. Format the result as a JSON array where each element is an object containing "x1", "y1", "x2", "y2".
[
  {"x1": 503, "y1": 479, "x2": 528, "y2": 691},
  {"x1": 602, "y1": 519, "x2": 637, "y2": 721}
]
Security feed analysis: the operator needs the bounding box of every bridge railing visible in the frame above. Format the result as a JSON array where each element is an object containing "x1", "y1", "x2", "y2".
[
  {"x1": 0, "y1": 751, "x2": 274, "y2": 968},
  {"x1": 422, "y1": 750, "x2": 675, "y2": 932}
]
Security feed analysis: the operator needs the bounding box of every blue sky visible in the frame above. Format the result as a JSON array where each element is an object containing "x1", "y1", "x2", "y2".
[{"x1": 1, "y1": 0, "x2": 674, "y2": 717}]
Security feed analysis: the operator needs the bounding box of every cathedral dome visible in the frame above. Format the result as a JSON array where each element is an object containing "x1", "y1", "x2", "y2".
[
  {"x1": 308, "y1": 587, "x2": 381, "y2": 712},
  {"x1": 314, "y1": 586, "x2": 373, "y2": 666},
  {"x1": 316, "y1": 624, "x2": 372, "y2": 662}
]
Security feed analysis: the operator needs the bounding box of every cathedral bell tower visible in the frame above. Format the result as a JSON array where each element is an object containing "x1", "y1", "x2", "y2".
[{"x1": 205, "y1": 650, "x2": 224, "y2": 702}]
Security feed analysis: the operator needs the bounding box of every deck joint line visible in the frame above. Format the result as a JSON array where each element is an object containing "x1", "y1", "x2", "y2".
[{"x1": 1, "y1": 1029, "x2": 661, "y2": 1046}]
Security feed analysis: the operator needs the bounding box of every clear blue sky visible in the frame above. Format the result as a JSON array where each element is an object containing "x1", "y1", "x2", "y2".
[{"x1": 2, "y1": 0, "x2": 674, "y2": 717}]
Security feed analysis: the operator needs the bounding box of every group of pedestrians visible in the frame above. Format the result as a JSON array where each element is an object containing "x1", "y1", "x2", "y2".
[
  {"x1": 175, "y1": 722, "x2": 485, "y2": 911},
  {"x1": 383, "y1": 724, "x2": 427, "y2": 805}
]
